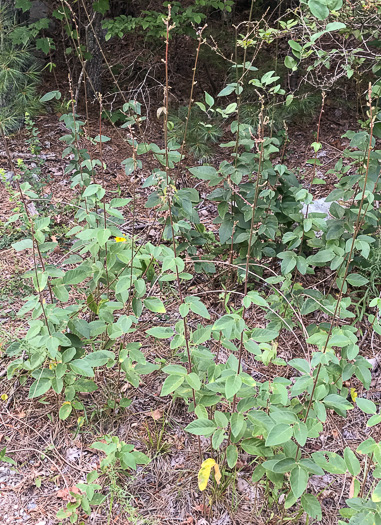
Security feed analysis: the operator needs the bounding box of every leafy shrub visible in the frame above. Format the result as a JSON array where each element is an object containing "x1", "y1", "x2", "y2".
[{"x1": 4, "y1": 2, "x2": 381, "y2": 524}]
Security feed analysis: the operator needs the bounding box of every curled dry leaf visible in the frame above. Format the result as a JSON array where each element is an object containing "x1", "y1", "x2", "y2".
[
  {"x1": 57, "y1": 486, "x2": 81, "y2": 502},
  {"x1": 349, "y1": 477, "x2": 356, "y2": 498},
  {"x1": 193, "y1": 503, "x2": 209, "y2": 513},
  {"x1": 198, "y1": 458, "x2": 222, "y2": 491},
  {"x1": 150, "y1": 409, "x2": 163, "y2": 420}
]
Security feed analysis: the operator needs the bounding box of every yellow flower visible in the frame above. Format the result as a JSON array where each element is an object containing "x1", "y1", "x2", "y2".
[
  {"x1": 1, "y1": 394, "x2": 8, "y2": 401},
  {"x1": 115, "y1": 237, "x2": 127, "y2": 243}
]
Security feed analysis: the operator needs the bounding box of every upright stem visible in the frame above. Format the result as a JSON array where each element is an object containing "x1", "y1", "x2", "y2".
[
  {"x1": 232, "y1": 103, "x2": 265, "y2": 414},
  {"x1": 175, "y1": 25, "x2": 206, "y2": 184},
  {"x1": 1, "y1": 131, "x2": 54, "y2": 304},
  {"x1": 163, "y1": 7, "x2": 201, "y2": 459},
  {"x1": 291, "y1": 92, "x2": 326, "y2": 296},
  {"x1": 68, "y1": 77, "x2": 89, "y2": 215},
  {"x1": 295, "y1": 84, "x2": 375, "y2": 459},
  {"x1": 98, "y1": 93, "x2": 110, "y2": 289}
]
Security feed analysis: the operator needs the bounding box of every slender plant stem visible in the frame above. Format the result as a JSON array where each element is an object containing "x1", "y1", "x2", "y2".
[
  {"x1": 175, "y1": 25, "x2": 206, "y2": 184},
  {"x1": 1, "y1": 131, "x2": 54, "y2": 303},
  {"x1": 295, "y1": 83, "x2": 376, "y2": 460},
  {"x1": 162, "y1": 7, "x2": 201, "y2": 459}
]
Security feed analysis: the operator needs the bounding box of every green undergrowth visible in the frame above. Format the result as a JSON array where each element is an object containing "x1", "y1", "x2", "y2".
[{"x1": 1, "y1": 2, "x2": 381, "y2": 524}]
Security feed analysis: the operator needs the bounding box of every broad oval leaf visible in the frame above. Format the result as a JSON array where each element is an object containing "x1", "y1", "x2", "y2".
[
  {"x1": 185, "y1": 418, "x2": 217, "y2": 436},
  {"x1": 160, "y1": 375, "x2": 184, "y2": 396},
  {"x1": 265, "y1": 423, "x2": 293, "y2": 447}
]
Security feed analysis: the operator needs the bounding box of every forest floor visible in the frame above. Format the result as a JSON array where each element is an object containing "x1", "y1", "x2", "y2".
[{"x1": 0, "y1": 99, "x2": 380, "y2": 525}]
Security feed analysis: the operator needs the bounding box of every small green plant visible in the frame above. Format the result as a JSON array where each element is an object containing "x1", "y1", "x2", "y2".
[
  {"x1": 169, "y1": 102, "x2": 223, "y2": 160},
  {"x1": 57, "y1": 436, "x2": 149, "y2": 524}
]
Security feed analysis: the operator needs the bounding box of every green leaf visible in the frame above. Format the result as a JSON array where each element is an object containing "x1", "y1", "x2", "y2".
[
  {"x1": 212, "y1": 428, "x2": 225, "y2": 450},
  {"x1": 63, "y1": 268, "x2": 89, "y2": 285},
  {"x1": 0, "y1": 447, "x2": 16, "y2": 466},
  {"x1": 326, "y1": 22, "x2": 346, "y2": 31},
  {"x1": 69, "y1": 360, "x2": 94, "y2": 377},
  {"x1": 179, "y1": 303, "x2": 190, "y2": 317},
  {"x1": 252, "y1": 464, "x2": 265, "y2": 482},
  {"x1": 12, "y1": 239, "x2": 33, "y2": 251},
  {"x1": 324, "y1": 394, "x2": 353, "y2": 412},
  {"x1": 15, "y1": 0, "x2": 32, "y2": 13},
  {"x1": 186, "y1": 373, "x2": 201, "y2": 390},
  {"x1": 301, "y1": 494, "x2": 322, "y2": 520},
  {"x1": 186, "y1": 298, "x2": 210, "y2": 319},
  {"x1": 367, "y1": 414, "x2": 381, "y2": 427},
  {"x1": 357, "y1": 438, "x2": 376, "y2": 455},
  {"x1": 251, "y1": 328, "x2": 279, "y2": 343},
  {"x1": 205, "y1": 91, "x2": 214, "y2": 107},
  {"x1": 193, "y1": 326, "x2": 212, "y2": 345},
  {"x1": 29, "y1": 378, "x2": 51, "y2": 398},
  {"x1": 265, "y1": 423, "x2": 293, "y2": 447},
  {"x1": 272, "y1": 458, "x2": 297, "y2": 473},
  {"x1": 185, "y1": 418, "x2": 217, "y2": 436},
  {"x1": 225, "y1": 374, "x2": 242, "y2": 399},
  {"x1": 219, "y1": 218, "x2": 233, "y2": 244},
  {"x1": 83, "y1": 184, "x2": 103, "y2": 198},
  {"x1": 84, "y1": 350, "x2": 114, "y2": 367},
  {"x1": 93, "y1": 0, "x2": 110, "y2": 15},
  {"x1": 36, "y1": 37, "x2": 51, "y2": 54},
  {"x1": 285, "y1": 56, "x2": 297, "y2": 69},
  {"x1": 160, "y1": 375, "x2": 184, "y2": 396},
  {"x1": 278, "y1": 251, "x2": 297, "y2": 274},
  {"x1": 312, "y1": 451, "x2": 347, "y2": 474},
  {"x1": 94, "y1": 134, "x2": 111, "y2": 143},
  {"x1": 218, "y1": 83, "x2": 237, "y2": 97},
  {"x1": 162, "y1": 365, "x2": 188, "y2": 376},
  {"x1": 346, "y1": 274, "x2": 369, "y2": 287},
  {"x1": 372, "y1": 480, "x2": 381, "y2": 502},
  {"x1": 146, "y1": 327, "x2": 174, "y2": 339},
  {"x1": 144, "y1": 298, "x2": 166, "y2": 313},
  {"x1": 356, "y1": 398, "x2": 377, "y2": 415},
  {"x1": 214, "y1": 411, "x2": 229, "y2": 428},
  {"x1": 97, "y1": 228, "x2": 111, "y2": 247},
  {"x1": 290, "y1": 466, "x2": 308, "y2": 499},
  {"x1": 59, "y1": 402, "x2": 72, "y2": 421},
  {"x1": 53, "y1": 285, "x2": 69, "y2": 302},
  {"x1": 40, "y1": 90, "x2": 61, "y2": 102},
  {"x1": 293, "y1": 421, "x2": 308, "y2": 447},
  {"x1": 134, "y1": 279, "x2": 146, "y2": 297},
  {"x1": 285, "y1": 94, "x2": 294, "y2": 106},
  {"x1": 245, "y1": 292, "x2": 269, "y2": 308},
  {"x1": 308, "y1": 249, "x2": 335, "y2": 264},
  {"x1": 87, "y1": 293, "x2": 99, "y2": 314},
  {"x1": 226, "y1": 445, "x2": 238, "y2": 468},
  {"x1": 344, "y1": 447, "x2": 361, "y2": 476},
  {"x1": 308, "y1": 0, "x2": 329, "y2": 19},
  {"x1": 230, "y1": 413, "x2": 244, "y2": 437},
  {"x1": 189, "y1": 166, "x2": 218, "y2": 180}
]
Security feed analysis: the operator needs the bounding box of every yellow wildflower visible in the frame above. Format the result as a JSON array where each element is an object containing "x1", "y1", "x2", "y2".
[{"x1": 115, "y1": 237, "x2": 127, "y2": 243}]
